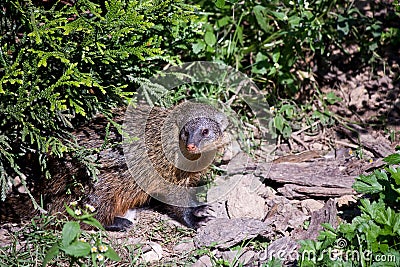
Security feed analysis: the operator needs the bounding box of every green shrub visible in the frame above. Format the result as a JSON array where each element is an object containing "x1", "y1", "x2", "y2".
[
  {"x1": 0, "y1": 0, "x2": 196, "y2": 205},
  {"x1": 189, "y1": 0, "x2": 336, "y2": 96},
  {"x1": 189, "y1": 0, "x2": 398, "y2": 97},
  {"x1": 298, "y1": 150, "x2": 400, "y2": 266},
  {"x1": 186, "y1": 0, "x2": 399, "y2": 143},
  {"x1": 0, "y1": 201, "x2": 120, "y2": 266},
  {"x1": 43, "y1": 202, "x2": 120, "y2": 266}
]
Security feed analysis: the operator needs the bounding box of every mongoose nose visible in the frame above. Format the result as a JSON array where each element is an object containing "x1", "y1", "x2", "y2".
[{"x1": 186, "y1": 144, "x2": 197, "y2": 152}]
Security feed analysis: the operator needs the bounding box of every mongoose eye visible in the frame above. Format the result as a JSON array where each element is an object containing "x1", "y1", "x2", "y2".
[{"x1": 201, "y1": 129, "x2": 209, "y2": 136}]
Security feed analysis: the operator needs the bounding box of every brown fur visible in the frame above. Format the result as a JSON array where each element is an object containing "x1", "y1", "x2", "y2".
[{"x1": 32, "y1": 104, "x2": 226, "y2": 227}]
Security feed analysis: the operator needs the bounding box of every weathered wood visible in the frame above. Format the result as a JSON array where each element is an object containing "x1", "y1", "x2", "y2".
[
  {"x1": 194, "y1": 218, "x2": 274, "y2": 249},
  {"x1": 278, "y1": 184, "x2": 355, "y2": 199},
  {"x1": 254, "y1": 161, "x2": 356, "y2": 199},
  {"x1": 294, "y1": 198, "x2": 338, "y2": 241},
  {"x1": 258, "y1": 161, "x2": 356, "y2": 188}
]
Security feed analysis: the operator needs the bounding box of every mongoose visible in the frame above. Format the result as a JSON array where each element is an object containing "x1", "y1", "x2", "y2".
[{"x1": 37, "y1": 102, "x2": 229, "y2": 231}]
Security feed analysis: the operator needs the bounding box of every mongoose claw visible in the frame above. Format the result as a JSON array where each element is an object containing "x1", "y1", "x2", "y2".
[
  {"x1": 104, "y1": 217, "x2": 133, "y2": 232},
  {"x1": 183, "y1": 205, "x2": 213, "y2": 229}
]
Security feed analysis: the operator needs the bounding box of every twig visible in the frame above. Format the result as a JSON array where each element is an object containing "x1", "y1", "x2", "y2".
[
  {"x1": 333, "y1": 140, "x2": 359, "y2": 149},
  {"x1": 292, "y1": 121, "x2": 320, "y2": 136},
  {"x1": 291, "y1": 133, "x2": 309, "y2": 150}
]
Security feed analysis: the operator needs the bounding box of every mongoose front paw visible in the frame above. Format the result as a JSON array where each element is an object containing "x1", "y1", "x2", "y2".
[
  {"x1": 183, "y1": 205, "x2": 213, "y2": 229},
  {"x1": 104, "y1": 217, "x2": 133, "y2": 232}
]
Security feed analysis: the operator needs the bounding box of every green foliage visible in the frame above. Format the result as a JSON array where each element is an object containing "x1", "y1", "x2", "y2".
[
  {"x1": 0, "y1": 0, "x2": 196, "y2": 203},
  {"x1": 353, "y1": 164, "x2": 400, "y2": 210},
  {"x1": 268, "y1": 91, "x2": 338, "y2": 139},
  {"x1": 188, "y1": 0, "x2": 335, "y2": 96},
  {"x1": 298, "y1": 152, "x2": 400, "y2": 266},
  {"x1": 43, "y1": 202, "x2": 120, "y2": 266},
  {"x1": 0, "y1": 202, "x2": 120, "y2": 266},
  {"x1": 0, "y1": 214, "x2": 61, "y2": 266},
  {"x1": 188, "y1": 0, "x2": 399, "y2": 99},
  {"x1": 383, "y1": 153, "x2": 400, "y2": 165},
  {"x1": 187, "y1": 0, "x2": 398, "y2": 142}
]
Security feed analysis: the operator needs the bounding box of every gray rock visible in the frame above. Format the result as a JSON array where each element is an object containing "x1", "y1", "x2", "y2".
[
  {"x1": 173, "y1": 239, "x2": 195, "y2": 253},
  {"x1": 218, "y1": 250, "x2": 257, "y2": 266},
  {"x1": 141, "y1": 242, "x2": 163, "y2": 263},
  {"x1": 193, "y1": 255, "x2": 213, "y2": 267},
  {"x1": 226, "y1": 180, "x2": 266, "y2": 220},
  {"x1": 300, "y1": 199, "x2": 324, "y2": 214}
]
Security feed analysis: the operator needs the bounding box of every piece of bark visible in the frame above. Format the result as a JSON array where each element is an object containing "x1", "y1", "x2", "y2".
[
  {"x1": 257, "y1": 161, "x2": 356, "y2": 189},
  {"x1": 278, "y1": 184, "x2": 355, "y2": 199},
  {"x1": 272, "y1": 150, "x2": 325, "y2": 163},
  {"x1": 264, "y1": 197, "x2": 309, "y2": 235},
  {"x1": 293, "y1": 198, "x2": 338, "y2": 241},
  {"x1": 194, "y1": 218, "x2": 274, "y2": 249}
]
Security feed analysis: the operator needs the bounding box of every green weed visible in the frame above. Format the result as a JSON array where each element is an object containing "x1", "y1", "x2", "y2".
[{"x1": 298, "y1": 150, "x2": 400, "y2": 266}]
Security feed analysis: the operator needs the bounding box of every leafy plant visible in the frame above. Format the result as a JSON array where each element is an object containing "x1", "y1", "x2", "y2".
[
  {"x1": 268, "y1": 90, "x2": 339, "y2": 140},
  {"x1": 0, "y1": 214, "x2": 61, "y2": 266},
  {"x1": 186, "y1": 0, "x2": 400, "y2": 148},
  {"x1": 189, "y1": 0, "x2": 337, "y2": 96},
  {"x1": 189, "y1": 0, "x2": 398, "y2": 97},
  {"x1": 0, "y1": 201, "x2": 120, "y2": 266},
  {"x1": 298, "y1": 151, "x2": 400, "y2": 266},
  {"x1": 43, "y1": 202, "x2": 120, "y2": 266},
  {"x1": 0, "y1": 0, "x2": 196, "y2": 205}
]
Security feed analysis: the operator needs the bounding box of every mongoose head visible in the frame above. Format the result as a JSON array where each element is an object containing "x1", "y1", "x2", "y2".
[{"x1": 179, "y1": 117, "x2": 224, "y2": 154}]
